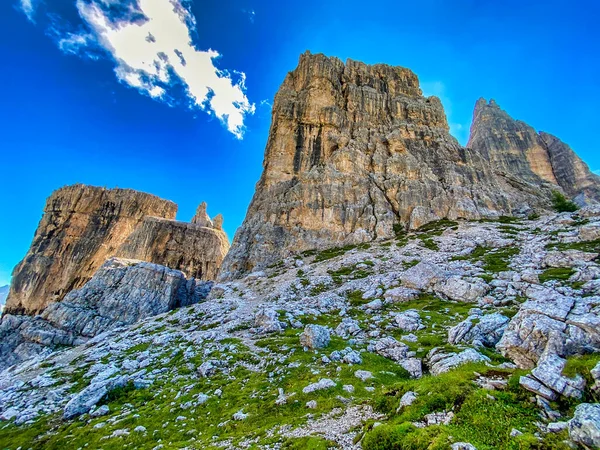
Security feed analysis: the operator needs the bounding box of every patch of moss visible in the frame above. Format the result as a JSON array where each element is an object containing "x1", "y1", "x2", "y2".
[
  {"x1": 539, "y1": 267, "x2": 575, "y2": 284},
  {"x1": 282, "y1": 436, "x2": 338, "y2": 449},
  {"x1": 546, "y1": 239, "x2": 600, "y2": 254}
]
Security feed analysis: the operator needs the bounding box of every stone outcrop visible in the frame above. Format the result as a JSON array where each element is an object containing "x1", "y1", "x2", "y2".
[
  {"x1": 219, "y1": 52, "x2": 568, "y2": 279},
  {"x1": 468, "y1": 99, "x2": 600, "y2": 204},
  {"x1": 497, "y1": 286, "x2": 600, "y2": 369},
  {"x1": 115, "y1": 216, "x2": 229, "y2": 281},
  {"x1": 0, "y1": 258, "x2": 210, "y2": 371},
  {"x1": 5, "y1": 185, "x2": 177, "y2": 315},
  {"x1": 5, "y1": 184, "x2": 229, "y2": 315}
]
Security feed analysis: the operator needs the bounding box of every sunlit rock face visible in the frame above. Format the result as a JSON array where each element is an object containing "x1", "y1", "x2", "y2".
[
  {"x1": 115, "y1": 215, "x2": 230, "y2": 281},
  {"x1": 220, "y1": 52, "x2": 557, "y2": 280},
  {"x1": 467, "y1": 98, "x2": 600, "y2": 205},
  {"x1": 5, "y1": 185, "x2": 178, "y2": 315},
  {"x1": 5, "y1": 184, "x2": 229, "y2": 316}
]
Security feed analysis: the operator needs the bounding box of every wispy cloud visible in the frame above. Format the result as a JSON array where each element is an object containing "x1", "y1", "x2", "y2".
[
  {"x1": 241, "y1": 8, "x2": 255, "y2": 24},
  {"x1": 18, "y1": 0, "x2": 39, "y2": 23},
  {"x1": 23, "y1": 0, "x2": 255, "y2": 138}
]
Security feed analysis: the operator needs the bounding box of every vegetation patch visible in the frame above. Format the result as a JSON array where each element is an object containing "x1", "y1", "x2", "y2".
[
  {"x1": 551, "y1": 191, "x2": 579, "y2": 213},
  {"x1": 539, "y1": 267, "x2": 575, "y2": 284},
  {"x1": 313, "y1": 243, "x2": 371, "y2": 263},
  {"x1": 546, "y1": 239, "x2": 600, "y2": 254}
]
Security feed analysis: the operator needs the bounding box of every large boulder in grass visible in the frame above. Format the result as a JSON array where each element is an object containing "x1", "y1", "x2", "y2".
[
  {"x1": 569, "y1": 403, "x2": 600, "y2": 448},
  {"x1": 448, "y1": 312, "x2": 509, "y2": 347},
  {"x1": 300, "y1": 325, "x2": 330, "y2": 349},
  {"x1": 497, "y1": 286, "x2": 600, "y2": 369}
]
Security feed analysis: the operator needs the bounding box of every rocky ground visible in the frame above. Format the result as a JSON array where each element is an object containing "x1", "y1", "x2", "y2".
[{"x1": 2, "y1": 208, "x2": 600, "y2": 449}]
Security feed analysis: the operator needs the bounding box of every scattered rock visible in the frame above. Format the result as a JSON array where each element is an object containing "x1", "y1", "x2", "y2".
[
  {"x1": 300, "y1": 325, "x2": 331, "y2": 349},
  {"x1": 569, "y1": 403, "x2": 600, "y2": 448},
  {"x1": 303, "y1": 379, "x2": 336, "y2": 394}
]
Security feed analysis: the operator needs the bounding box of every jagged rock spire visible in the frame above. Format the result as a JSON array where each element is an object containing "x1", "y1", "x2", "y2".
[{"x1": 191, "y1": 201, "x2": 213, "y2": 228}]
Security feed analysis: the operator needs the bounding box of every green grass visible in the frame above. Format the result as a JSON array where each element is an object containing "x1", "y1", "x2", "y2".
[
  {"x1": 451, "y1": 245, "x2": 519, "y2": 275},
  {"x1": 479, "y1": 216, "x2": 521, "y2": 225},
  {"x1": 546, "y1": 239, "x2": 600, "y2": 254},
  {"x1": 282, "y1": 436, "x2": 338, "y2": 449},
  {"x1": 362, "y1": 362, "x2": 568, "y2": 450},
  {"x1": 539, "y1": 267, "x2": 575, "y2": 284},
  {"x1": 312, "y1": 243, "x2": 371, "y2": 263},
  {"x1": 328, "y1": 262, "x2": 373, "y2": 285},
  {"x1": 416, "y1": 219, "x2": 459, "y2": 235}
]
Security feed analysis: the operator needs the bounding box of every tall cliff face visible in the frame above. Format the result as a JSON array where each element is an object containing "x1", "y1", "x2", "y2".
[
  {"x1": 219, "y1": 52, "x2": 553, "y2": 280},
  {"x1": 115, "y1": 216, "x2": 230, "y2": 281},
  {"x1": 467, "y1": 99, "x2": 600, "y2": 204},
  {"x1": 539, "y1": 132, "x2": 600, "y2": 204},
  {"x1": 5, "y1": 185, "x2": 178, "y2": 315}
]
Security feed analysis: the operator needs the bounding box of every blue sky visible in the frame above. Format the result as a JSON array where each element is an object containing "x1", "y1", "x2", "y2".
[{"x1": 1, "y1": 0, "x2": 599, "y2": 286}]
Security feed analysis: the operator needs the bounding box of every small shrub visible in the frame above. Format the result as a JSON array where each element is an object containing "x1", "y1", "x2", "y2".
[{"x1": 551, "y1": 191, "x2": 579, "y2": 213}]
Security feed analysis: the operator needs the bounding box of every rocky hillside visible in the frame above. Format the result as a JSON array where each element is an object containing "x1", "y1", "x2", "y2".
[
  {"x1": 2, "y1": 210, "x2": 600, "y2": 449},
  {"x1": 2, "y1": 52, "x2": 600, "y2": 450},
  {"x1": 4, "y1": 185, "x2": 178, "y2": 316}
]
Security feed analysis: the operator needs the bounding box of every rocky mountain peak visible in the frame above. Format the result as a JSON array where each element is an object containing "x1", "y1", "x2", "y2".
[
  {"x1": 5, "y1": 185, "x2": 229, "y2": 315},
  {"x1": 468, "y1": 98, "x2": 600, "y2": 204},
  {"x1": 219, "y1": 54, "x2": 559, "y2": 280},
  {"x1": 4, "y1": 184, "x2": 178, "y2": 316}
]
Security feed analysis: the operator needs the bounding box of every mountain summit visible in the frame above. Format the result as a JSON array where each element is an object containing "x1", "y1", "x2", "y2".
[{"x1": 220, "y1": 52, "x2": 599, "y2": 280}]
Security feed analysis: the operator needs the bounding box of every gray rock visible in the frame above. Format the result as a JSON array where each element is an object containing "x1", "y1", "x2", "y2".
[
  {"x1": 428, "y1": 348, "x2": 490, "y2": 376},
  {"x1": 300, "y1": 325, "x2": 331, "y2": 349},
  {"x1": 448, "y1": 313, "x2": 509, "y2": 347},
  {"x1": 569, "y1": 403, "x2": 600, "y2": 447},
  {"x1": 398, "y1": 391, "x2": 418, "y2": 409},
  {"x1": 334, "y1": 318, "x2": 361, "y2": 339},
  {"x1": 373, "y1": 337, "x2": 410, "y2": 361},
  {"x1": 355, "y1": 370, "x2": 373, "y2": 382},
  {"x1": 233, "y1": 410, "x2": 248, "y2": 420},
  {"x1": 254, "y1": 308, "x2": 283, "y2": 333},
  {"x1": 384, "y1": 287, "x2": 419, "y2": 303},
  {"x1": 393, "y1": 310, "x2": 424, "y2": 332},
  {"x1": 90, "y1": 404, "x2": 110, "y2": 417},
  {"x1": 400, "y1": 262, "x2": 447, "y2": 291},
  {"x1": 451, "y1": 444, "x2": 477, "y2": 450},
  {"x1": 63, "y1": 375, "x2": 128, "y2": 419},
  {"x1": 302, "y1": 378, "x2": 336, "y2": 394},
  {"x1": 497, "y1": 287, "x2": 600, "y2": 369},
  {"x1": 435, "y1": 276, "x2": 489, "y2": 303}
]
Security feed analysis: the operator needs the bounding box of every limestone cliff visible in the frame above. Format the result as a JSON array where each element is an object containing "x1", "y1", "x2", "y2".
[
  {"x1": 115, "y1": 216, "x2": 229, "y2": 281},
  {"x1": 5, "y1": 184, "x2": 229, "y2": 316},
  {"x1": 219, "y1": 52, "x2": 553, "y2": 279},
  {"x1": 539, "y1": 132, "x2": 600, "y2": 204},
  {"x1": 5, "y1": 185, "x2": 177, "y2": 315},
  {"x1": 467, "y1": 99, "x2": 600, "y2": 204}
]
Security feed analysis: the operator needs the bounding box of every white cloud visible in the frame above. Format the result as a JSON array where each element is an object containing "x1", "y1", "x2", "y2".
[
  {"x1": 48, "y1": 0, "x2": 255, "y2": 138},
  {"x1": 18, "y1": 0, "x2": 39, "y2": 23}
]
